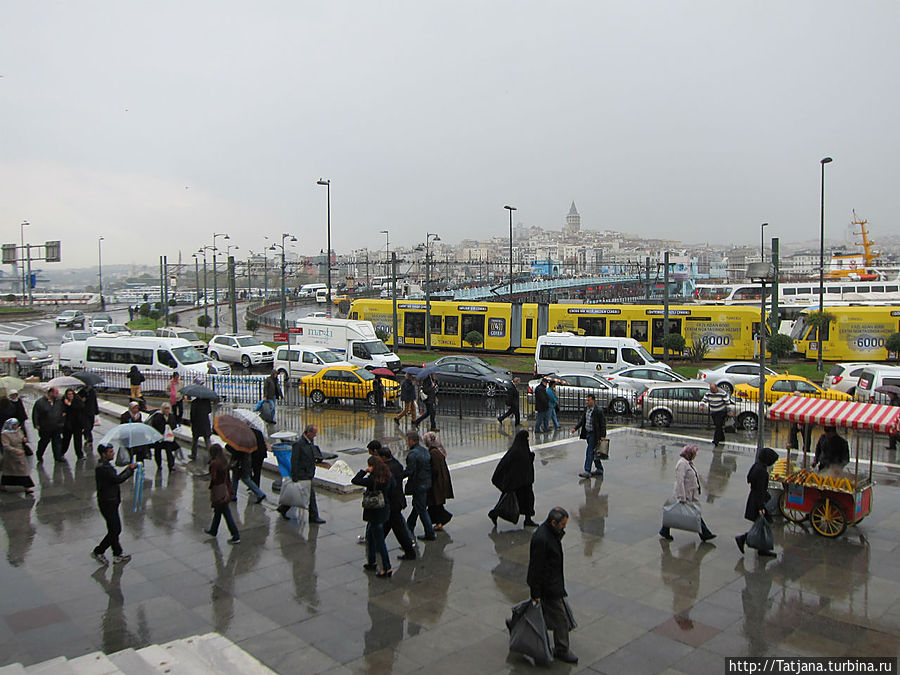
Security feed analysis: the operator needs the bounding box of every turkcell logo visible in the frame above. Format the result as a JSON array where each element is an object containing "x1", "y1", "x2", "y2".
[{"x1": 308, "y1": 328, "x2": 334, "y2": 338}]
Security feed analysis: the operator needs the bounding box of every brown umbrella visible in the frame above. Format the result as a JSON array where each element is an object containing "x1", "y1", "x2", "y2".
[{"x1": 213, "y1": 414, "x2": 257, "y2": 453}]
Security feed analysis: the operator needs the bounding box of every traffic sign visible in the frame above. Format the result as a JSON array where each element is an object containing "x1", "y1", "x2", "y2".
[
  {"x1": 273, "y1": 333, "x2": 289, "y2": 343},
  {"x1": 288, "y1": 327, "x2": 302, "y2": 334}
]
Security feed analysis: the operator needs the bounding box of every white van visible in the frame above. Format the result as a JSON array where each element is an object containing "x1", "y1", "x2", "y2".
[
  {"x1": 299, "y1": 283, "x2": 327, "y2": 299},
  {"x1": 293, "y1": 317, "x2": 401, "y2": 371},
  {"x1": 274, "y1": 345, "x2": 351, "y2": 383},
  {"x1": 0, "y1": 334, "x2": 53, "y2": 376},
  {"x1": 59, "y1": 336, "x2": 231, "y2": 377},
  {"x1": 315, "y1": 288, "x2": 333, "y2": 304},
  {"x1": 534, "y1": 333, "x2": 668, "y2": 376},
  {"x1": 854, "y1": 365, "x2": 900, "y2": 404}
]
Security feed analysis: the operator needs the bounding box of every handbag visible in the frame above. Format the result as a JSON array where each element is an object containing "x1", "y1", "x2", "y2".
[
  {"x1": 495, "y1": 491, "x2": 520, "y2": 524},
  {"x1": 115, "y1": 446, "x2": 132, "y2": 467},
  {"x1": 746, "y1": 514, "x2": 774, "y2": 551},
  {"x1": 661, "y1": 498, "x2": 702, "y2": 532},
  {"x1": 362, "y1": 487, "x2": 385, "y2": 510},
  {"x1": 507, "y1": 600, "x2": 554, "y2": 666},
  {"x1": 593, "y1": 438, "x2": 610, "y2": 460},
  {"x1": 23, "y1": 442, "x2": 33, "y2": 457},
  {"x1": 278, "y1": 479, "x2": 312, "y2": 509},
  {"x1": 211, "y1": 475, "x2": 232, "y2": 506}
]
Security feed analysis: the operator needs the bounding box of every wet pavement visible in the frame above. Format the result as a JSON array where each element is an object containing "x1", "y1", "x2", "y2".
[{"x1": 3, "y1": 400, "x2": 900, "y2": 673}]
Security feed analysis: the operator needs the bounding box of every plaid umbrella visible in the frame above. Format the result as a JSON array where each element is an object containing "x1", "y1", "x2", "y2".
[{"x1": 214, "y1": 414, "x2": 257, "y2": 453}]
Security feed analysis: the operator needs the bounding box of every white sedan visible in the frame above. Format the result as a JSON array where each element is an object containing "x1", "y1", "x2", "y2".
[
  {"x1": 697, "y1": 361, "x2": 778, "y2": 395},
  {"x1": 605, "y1": 366, "x2": 690, "y2": 390}
]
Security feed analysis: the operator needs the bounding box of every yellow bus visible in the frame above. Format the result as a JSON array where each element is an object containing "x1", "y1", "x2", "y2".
[
  {"x1": 349, "y1": 299, "x2": 765, "y2": 360},
  {"x1": 791, "y1": 305, "x2": 900, "y2": 361}
]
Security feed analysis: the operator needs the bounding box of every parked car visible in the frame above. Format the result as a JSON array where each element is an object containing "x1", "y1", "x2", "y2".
[
  {"x1": 432, "y1": 355, "x2": 512, "y2": 378},
  {"x1": 61, "y1": 330, "x2": 92, "y2": 343},
  {"x1": 89, "y1": 319, "x2": 110, "y2": 335},
  {"x1": 54, "y1": 309, "x2": 85, "y2": 328},
  {"x1": 733, "y1": 374, "x2": 852, "y2": 404},
  {"x1": 428, "y1": 361, "x2": 515, "y2": 397},
  {"x1": 606, "y1": 366, "x2": 689, "y2": 390},
  {"x1": 639, "y1": 381, "x2": 752, "y2": 430},
  {"x1": 274, "y1": 345, "x2": 351, "y2": 383},
  {"x1": 527, "y1": 373, "x2": 638, "y2": 415},
  {"x1": 823, "y1": 362, "x2": 877, "y2": 396},
  {"x1": 157, "y1": 327, "x2": 208, "y2": 353},
  {"x1": 100, "y1": 323, "x2": 132, "y2": 337},
  {"x1": 90, "y1": 313, "x2": 113, "y2": 324},
  {"x1": 854, "y1": 366, "x2": 900, "y2": 404},
  {"x1": 697, "y1": 361, "x2": 778, "y2": 395},
  {"x1": 208, "y1": 334, "x2": 274, "y2": 369},
  {"x1": 300, "y1": 365, "x2": 400, "y2": 406},
  {"x1": 131, "y1": 329, "x2": 157, "y2": 337}
]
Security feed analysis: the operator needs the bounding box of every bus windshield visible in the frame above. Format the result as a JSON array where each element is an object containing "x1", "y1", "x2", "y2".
[{"x1": 790, "y1": 317, "x2": 808, "y2": 340}]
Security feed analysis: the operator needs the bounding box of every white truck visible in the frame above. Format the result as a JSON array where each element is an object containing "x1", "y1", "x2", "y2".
[{"x1": 293, "y1": 318, "x2": 401, "y2": 372}]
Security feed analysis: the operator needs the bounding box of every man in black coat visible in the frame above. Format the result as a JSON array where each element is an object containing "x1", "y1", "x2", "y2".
[
  {"x1": 79, "y1": 386, "x2": 99, "y2": 445},
  {"x1": 571, "y1": 394, "x2": 606, "y2": 479},
  {"x1": 32, "y1": 386, "x2": 64, "y2": 462},
  {"x1": 277, "y1": 424, "x2": 326, "y2": 523},
  {"x1": 533, "y1": 380, "x2": 551, "y2": 433},
  {"x1": 527, "y1": 507, "x2": 577, "y2": 664},
  {"x1": 92, "y1": 443, "x2": 137, "y2": 565},
  {"x1": 189, "y1": 396, "x2": 213, "y2": 461},
  {"x1": 497, "y1": 378, "x2": 521, "y2": 426},
  {"x1": 371, "y1": 441, "x2": 416, "y2": 560},
  {"x1": 813, "y1": 426, "x2": 850, "y2": 474}
]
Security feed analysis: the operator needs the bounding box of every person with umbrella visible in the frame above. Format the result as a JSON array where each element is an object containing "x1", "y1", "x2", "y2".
[
  {"x1": 489, "y1": 429, "x2": 538, "y2": 527},
  {"x1": 187, "y1": 380, "x2": 215, "y2": 462},
  {"x1": 394, "y1": 372, "x2": 417, "y2": 424},
  {"x1": 32, "y1": 386, "x2": 64, "y2": 463},
  {"x1": 413, "y1": 372, "x2": 438, "y2": 432},
  {"x1": 61, "y1": 387, "x2": 85, "y2": 460},
  {"x1": 204, "y1": 444, "x2": 240, "y2": 544},
  {"x1": 91, "y1": 443, "x2": 138, "y2": 566},
  {"x1": 213, "y1": 415, "x2": 268, "y2": 504},
  {"x1": 120, "y1": 401, "x2": 151, "y2": 462}
]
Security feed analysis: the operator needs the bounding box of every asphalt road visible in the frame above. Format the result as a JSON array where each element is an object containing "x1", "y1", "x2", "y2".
[{"x1": 0, "y1": 305, "x2": 131, "y2": 359}]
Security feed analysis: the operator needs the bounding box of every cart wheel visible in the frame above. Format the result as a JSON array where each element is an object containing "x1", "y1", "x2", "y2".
[
  {"x1": 779, "y1": 491, "x2": 808, "y2": 523},
  {"x1": 810, "y1": 498, "x2": 847, "y2": 537}
]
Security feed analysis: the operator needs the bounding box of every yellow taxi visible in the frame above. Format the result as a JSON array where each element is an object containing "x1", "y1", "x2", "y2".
[
  {"x1": 300, "y1": 365, "x2": 400, "y2": 406},
  {"x1": 733, "y1": 374, "x2": 852, "y2": 404}
]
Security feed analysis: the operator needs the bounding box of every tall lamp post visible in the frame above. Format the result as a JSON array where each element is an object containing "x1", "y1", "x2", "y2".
[
  {"x1": 818, "y1": 157, "x2": 833, "y2": 372},
  {"x1": 192, "y1": 253, "x2": 200, "y2": 306},
  {"x1": 760, "y1": 222, "x2": 768, "y2": 262},
  {"x1": 748, "y1": 262, "x2": 775, "y2": 453},
  {"x1": 212, "y1": 232, "x2": 229, "y2": 330},
  {"x1": 316, "y1": 179, "x2": 332, "y2": 314},
  {"x1": 270, "y1": 233, "x2": 297, "y2": 331},
  {"x1": 199, "y1": 245, "x2": 214, "y2": 323},
  {"x1": 380, "y1": 230, "x2": 390, "y2": 278},
  {"x1": 20, "y1": 221, "x2": 29, "y2": 304},
  {"x1": 425, "y1": 233, "x2": 440, "y2": 350},
  {"x1": 98, "y1": 236, "x2": 105, "y2": 310},
  {"x1": 505, "y1": 205, "x2": 516, "y2": 300}
]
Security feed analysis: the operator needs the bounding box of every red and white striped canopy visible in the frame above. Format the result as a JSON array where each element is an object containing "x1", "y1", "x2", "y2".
[{"x1": 767, "y1": 395, "x2": 900, "y2": 435}]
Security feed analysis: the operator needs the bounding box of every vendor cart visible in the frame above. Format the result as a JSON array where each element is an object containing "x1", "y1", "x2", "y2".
[{"x1": 766, "y1": 395, "x2": 899, "y2": 538}]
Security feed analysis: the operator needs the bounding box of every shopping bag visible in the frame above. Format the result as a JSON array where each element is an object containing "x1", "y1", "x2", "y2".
[
  {"x1": 593, "y1": 438, "x2": 610, "y2": 460},
  {"x1": 115, "y1": 446, "x2": 132, "y2": 467},
  {"x1": 164, "y1": 429, "x2": 176, "y2": 443},
  {"x1": 507, "y1": 600, "x2": 554, "y2": 666},
  {"x1": 661, "y1": 498, "x2": 702, "y2": 533},
  {"x1": 746, "y1": 514, "x2": 774, "y2": 551},
  {"x1": 495, "y1": 491, "x2": 520, "y2": 524},
  {"x1": 278, "y1": 479, "x2": 311, "y2": 509}
]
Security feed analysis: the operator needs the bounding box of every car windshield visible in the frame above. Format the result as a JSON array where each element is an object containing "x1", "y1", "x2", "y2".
[
  {"x1": 236, "y1": 337, "x2": 262, "y2": 347},
  {"x1": 22, "y1": 339, "x2": 47, "y2": 351},
  {"x1": 60, "y1": 310, "x2": 76, "y2": 317},
  {"x1": 178, "y1": 331, "x2": 200, "y2": 341},
  {"x1": 356, "y1": 369, "x2": 375, "y2": 381},
  {"x1": 319, "y1": 351, "x2": 342, "y2": 363},
  {"x1": 172, "y1": 346, "x2": 206, "y2": 365},
  {"x1": 107, "y1": 325, "x2": 128, "y2": 332},
  {"x1": 93, "y1": 320, "x2": 109, "y2": 327},
  {"x1": 72, "y1": 332, "x2": 90, "y2": 340},
  {"x1": 365, "y1": 341, "x2": 391, "y2": 355}
]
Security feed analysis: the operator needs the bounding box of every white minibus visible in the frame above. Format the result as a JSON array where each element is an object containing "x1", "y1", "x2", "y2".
[
  {"x1": 534, "y1": 333, "x2": 668, "y2": 376},
  {"x1": 59, "y1": 336, "x2": 231, "y2": 377}
]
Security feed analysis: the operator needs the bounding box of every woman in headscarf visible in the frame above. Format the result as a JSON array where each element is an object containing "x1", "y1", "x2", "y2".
[
  {"x1": 735, "y1": 447, "x2": 779, "y2": 557},
  {"x1": 659, "y1": 444, "x2": 716, "y2": 541},
  {"x1": 423, "y1": 431, "x2": 453, "y2": 531},
  {"x1": 1, "y1": 418, "x2": 34, "y2": 494},
  {"x1": 488, "y1": 429, "x2": 537, "y2": 527}
]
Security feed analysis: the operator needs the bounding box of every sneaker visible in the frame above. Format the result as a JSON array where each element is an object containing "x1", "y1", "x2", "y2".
[
  {"x1": 659, "y1": 528, "x2": 674, "y2": 541},
  {"x1": 227, "y1": 537, "x2": 241, "y2": 545},
  {"x1": 112, "y1": 554, "x2": 132, "y2": 564},
  {"x1": 91, "y1": 551, "x2": 109, "y2": 566},
  {"x1": 555, "y1": 650, "x2": 578, "y2": 664},
  {"x1": 203, "y1": 528, "x2": 216, "y2": 537},
  {"x1": 578, "y1": 471, "x2": 591, "y2": 479}
]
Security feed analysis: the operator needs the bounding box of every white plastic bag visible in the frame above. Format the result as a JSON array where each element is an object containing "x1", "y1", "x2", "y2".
[{"x1": 278, "y1": 479, "x2": 311, "y2": 509}]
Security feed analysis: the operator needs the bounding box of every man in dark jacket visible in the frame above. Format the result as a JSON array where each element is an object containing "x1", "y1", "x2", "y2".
[
  {"x1": 79, "y1": 386, "x2": 99, "y2": 445},
  {"x1": 571, "y1": 394, "x2": 606, "y2": 479},
  {"x1": 413, "y1": 374, "x2": 438, "y2": 431},
  {"x1": 497, "y1": 378, "x2": 521, "y2": 426},
  {"x1": 32, "y1": 386, "x2": 64, "y2": 462},
  {"x1": 533, "y1": 379, "x2": 551, "y2": 433},
  {"x1": 394, "y1": 373, "x2": 416, "y2": 423},
  {"x1": 813, "y1": 426, "x2": 850, "y2": 474},
  {"x1": 92, "y1": 443, "x2": 137, "y2": 565},
  {"x1": 261, "y1": 371, "x2": 283, "y2": 423},
  {"x1": 371, "y1": 441, "x2": 416, "y2": 560},
  {"x1": 148, "y1": 402, "x2": 179, "y2": 472},
  {"x1": 527, "y1": 507, "x2": 577, "y2": 664},
  {"x1": 189, "y1": 395, "x2": 213, "y2": 461},
  {"x1": 403, "y1": 429, "x2": 435, "y2": 540},
  {"x1": 277, "y1": 424, "x2": 326, "y2": 523}
]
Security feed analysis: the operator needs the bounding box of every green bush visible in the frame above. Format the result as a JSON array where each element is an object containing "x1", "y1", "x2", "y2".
[
  {"x1": 148, "y1": 309, "x2": 161, "y2": 322},
  {"x1": 375, "y1": 328, "x2": 389, "y2": 342},
  {"x1": 169, "y1": 313, "x2": 180, "y2": 325},
  {"x1": 246, "y1": 318, "x2": 259, "y2": 333},
  {"x1": 768, "y1": 333, "x2": 795, "y2": 362},
  {"x1": 464, "y1": 330, "x2": 484, "y2": 348},
  {"x1": 138, "y1": 303, "x2": 151, "y2": 318},
  {"x1": 197, "y1": 314, "x2": 212, "y2": 329},
  {"x1": 687, "y1": 337, "x2": 710, "y2": 362},
  {"x1": 886, "y1": 332, "x2": 900, "y2": 360},
  {"x1": 661, "y1": 333, "x2": 686, "y2": 354},
  {"x1": 4, "y1": 294, "x2": 16, "y2": 302}
]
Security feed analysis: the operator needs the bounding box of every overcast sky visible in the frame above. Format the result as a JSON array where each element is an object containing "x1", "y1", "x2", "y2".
[{"x1": 3, "y1": 1, "x2": 898, "y2": 269}]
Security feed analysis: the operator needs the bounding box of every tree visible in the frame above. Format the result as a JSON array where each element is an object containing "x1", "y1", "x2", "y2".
[
  {"x1": 886, "y1": 333, "x2": 900, "y2": 360},
  {"x1": 138, "y1": 303, "x2": 151, "y2": 318},
  {"x1": 246, "y1": 318, "x2": 259, "y2": 333},
  {"x1": 768, "y1": 333, "x2": 795, "y2": 363},
  {"x1": 148, "y1": 309, "x2": 161, "y2": 325},
  {"x1": 687, "y1": 337, "x2": 710, "y2": 363},
  {"x1": 464, "y1": 330, "x2": 484, "y2": 348},
  {"x1": 375, "y1": 328, "x2": 389, "y2": 342},
  {"x1": 661, "y1": 333, "x2": 686, "y2": 355},
  {"x1": 197, "y1": 314, "x2": 212, "y2": 329},
  {"x1": 806, "y1": 310, "x2": 835, "y2": 361},
  {"x1": 169, "y1": 313, "x2": 180, "y2": 325}
]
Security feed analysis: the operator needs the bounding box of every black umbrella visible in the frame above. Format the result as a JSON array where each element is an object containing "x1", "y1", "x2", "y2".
[
  {"x1": 876, "y1": 385, "x2": 900, "y2": 397},
  {"x1": 181, "y1": 383, "x2": 220, "y2": 402},
  {"x1": 72, "y1": 371, "x2": 104, "y2": 386},
  {"x1": 415, "y1": 364, "x2": 441, "y2": 381}
]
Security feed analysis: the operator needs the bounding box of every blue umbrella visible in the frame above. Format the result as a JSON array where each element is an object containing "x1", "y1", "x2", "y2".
[{"x1": 100, "y1": 423, "x2": 162, "y2": 448}]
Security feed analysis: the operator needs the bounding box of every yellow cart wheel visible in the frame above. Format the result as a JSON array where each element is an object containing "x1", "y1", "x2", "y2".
[
  {"x1": 810, "y1": 498, "x2": 847, "y2": 537},
  {"x1": 779, "y1": 491, "x2": 808, "y2": 523}
]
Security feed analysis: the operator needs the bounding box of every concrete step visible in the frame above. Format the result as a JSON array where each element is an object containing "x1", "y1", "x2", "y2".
[
  {"x1": 67, "y1": 652, "x2": 122, "y2": 675},
  {"x1": 25, "y1": 656, "x2": 75, "y2": 674},
  {"x1": 133, "y1": 645, "x2": 180, "y2": 673},
  {"x1": 156, "y1": 638, "x2": 215, "y2": 673},
  {"x1": 105, "y1": 649, "x2": 159, "y2": 675},
  {"x1": 188, "y1": 634, "x2": 275, "y2": 674},
  {"x1": 0, "y1": 664, "x2": 27, "y2": 675}
]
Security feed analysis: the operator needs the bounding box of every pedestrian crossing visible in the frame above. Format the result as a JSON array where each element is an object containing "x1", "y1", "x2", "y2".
[{"x1": 0, "y1": 319, "x2": 54, "y2": 335}]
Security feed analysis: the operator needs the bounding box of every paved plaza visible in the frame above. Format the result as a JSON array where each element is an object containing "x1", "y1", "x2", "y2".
[{"x1": 3, "y1": 405, "x2": 900, "y2": 673}]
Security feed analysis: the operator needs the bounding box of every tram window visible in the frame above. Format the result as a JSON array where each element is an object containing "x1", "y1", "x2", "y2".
[
  {"x1": 826, "y1": 287, "x2": 840, "y2": 295},
  {"x1": 856, "y1": 286, "x2": 870, "y2": 293},
  {"x1": 565, "y1": 346, "x2": 585, "y2": 362},
  {"x1": 431, "y1": 315, "x2": 442, "y2": 335},
  {"x1": 842, "y1": 286, "x2": 855, "y2": 294},
  {"x1": 445, "y1": 316, "x2": 458, "y2": 336},
  {"x1": 525, "y1": 318, "x2": 534, "y2": 340},
  {"x1": 783, "y1": 288, "x2": 796, "y2": 295},
  {"x1": 404, "y1": 312, "x2": 425, "y2": 339},
  {"x1": 585, "y1": 347, "x2": 617, "y2": 364},
  {"x1": 651, "y1": 318, "x2": 682, "y2": 348},
  {"x1": 812, "y1": 288, "x2": 821, "y2": 295},
  {"x1": 609, "y1": 320, "x2": 627, "y2": 337},
  {"x1": 886, "y1": 285, "x2": 898, "y2": 292},
  {"x1": 631, "y1": 321, "x2": 648, "y2": 343},
  {"x1": 577, "y1": 317, "x2": 606, "y2": 336},
  {"x1": 461, "y1": 314, "x2": 485, "y2": 340},
  {"x1": 871, "y1": 286, "x2": 884, "y2": 293}
]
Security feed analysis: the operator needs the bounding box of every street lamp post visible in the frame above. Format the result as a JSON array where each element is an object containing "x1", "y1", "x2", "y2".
[
  {"x1": 317, "y1": 179, "x2": 332, "y2": 314},
  {"x1": 425, "y1": 233, "x2": 440, "y2": 351},
  {"x1": 19, "y1": 221, "x2": 28, "y2": 304},
  {"x1": 818, "y1": 157, "x2": 833, "y2": 372},
  {"x1": 212, "y1": 233, "x2": 229, "y2": 330},
  {"x1": 748, "y1": 262, "x2": 775, "y2": 453},
  {"x1": 98, "y1": 236, "x2": 105, "y2": 310},
  {"x1": 199, "y1": 245, "x2": 214, "y2": 323},
  {"x1": 760, "y1": 223, "x2": 768, "y2": 262},
  {"x1": 192, "y1": 253, "x2": 200, "y2": 306},
  {"x1": 380, "y1": 230, "x2": 389, "y2": 278},
  {"x1": 270, "y1": 233, "x2": 297, "y2": 332},
  {"x1": 505, "y1": 205, "x2": 516, "y2": 300}
]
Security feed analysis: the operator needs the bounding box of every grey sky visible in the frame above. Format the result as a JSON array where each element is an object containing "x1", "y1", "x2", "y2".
[{"x1": 3, "y1": 1, "x2": 898, "y2": 268}]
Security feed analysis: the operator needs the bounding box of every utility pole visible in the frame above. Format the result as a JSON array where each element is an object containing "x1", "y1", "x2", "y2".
[
  {"x1": 663, "y1": 251, "x2": 670, "y2": 362},
  {"x1": 229, "y1": 256, "x2": 238, "y2": 332},
  {"x1": 391, "y1": 252, "x2": 398, "y2": 348}
]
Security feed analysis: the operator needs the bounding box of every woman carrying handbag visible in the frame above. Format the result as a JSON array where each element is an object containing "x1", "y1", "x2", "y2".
[
  {"x1": 204, "y1": 444, "x2": 240, "y2": 544},
  {"x1": 351, "y1": 456, "x2": 394, "y2": 578},
  {"x1": 659, "y1": 445, "x2": 716, "y2": 542}
]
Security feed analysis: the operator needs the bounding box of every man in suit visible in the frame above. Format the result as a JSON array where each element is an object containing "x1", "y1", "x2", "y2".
[{"x1": 277, "y1": 424, "x2": 326, "y2": 524}]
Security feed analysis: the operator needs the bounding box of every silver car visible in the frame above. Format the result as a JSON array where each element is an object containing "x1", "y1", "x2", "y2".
[
  {"x1": 527, "y1": 373, "x2": 639, "y2": 416},
  {"x1": 697, "y1": 361, "x2": 778, "y2": 395},
  {"x1": 640, "y1": 381, "x2": 753, "y2": 430},
  {"x1": 61, "y1": 330, "x2": 92, "y2": 343},
  {"x1": 823, "y1": 362, "x2": 877, "y2": 396},
  {"x1": 606, "y1": 366, "x2": 689, "y2": 390}
]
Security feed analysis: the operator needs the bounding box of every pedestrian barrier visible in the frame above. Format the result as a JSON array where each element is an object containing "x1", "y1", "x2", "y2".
[{"x1": 207, "y1": 374, "x2": 266, "y2": 404}]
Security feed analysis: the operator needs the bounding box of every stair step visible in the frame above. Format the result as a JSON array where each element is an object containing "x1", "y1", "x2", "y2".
[
  {"x1": 0, "y1": 664, "x2": 27, "y2": 675},
  {"x1": 185, "y1": 634, "x2": 276, "y2": 674},
  {"x1": 106, "y1": 649, "x2": 159, "y2": 675},
  {"x1": 25, "y1": 656, "x2": 75, "y2": 674},
  {"x1": 156, "y1": 639, "x2": 214, "y2": 673},
  {"x1": 134, "y1": 645, "x2": 179, "y2": 673},
  {"x1": 67, "y1": 652, "x2": 122, "y2": 675}
]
